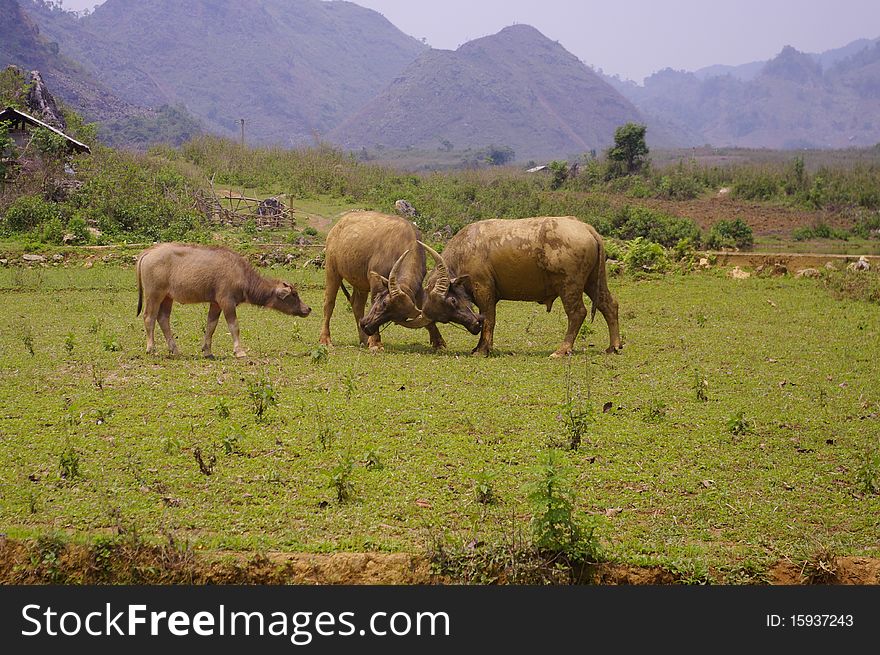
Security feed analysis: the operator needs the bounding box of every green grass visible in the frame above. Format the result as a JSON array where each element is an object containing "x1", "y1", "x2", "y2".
[{"x1": 0, "y1": 265, "x2": 878, "y2": 575}]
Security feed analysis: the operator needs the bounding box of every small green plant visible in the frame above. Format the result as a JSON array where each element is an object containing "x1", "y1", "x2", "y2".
[
  {"x1": 343, "y1": 370, "x2": 358, "y2": 399},
  {"x1": 215, "y1": 398, "x2": 231, "y2": 419},
  {"x1": 642, "y1": 399, "x2": 667, "y2": 423},
  {"x1": 101, "y1": 334, "x2": 122, "y2": 352},
  {"x1": 693, "y1": 370, "x2": 709, "y2": 402},
  {"x1": 20, "y1": 327, "x2": 35, "y2": 356},
  {"x1": 727, "y1": 411, "x2": 752, "y2": 436},
  {"x1": 327, "y1": 454, "x2": 355, "y2": 503},
  {"x1": 558, "y1": 399, "x2": 593, "y2": 450},
  {"x1": 90, "y1": 363, "x2": 105, "y2": 390},
  {"x1": 161, "y1": 434, "x2": 181, "y2": 455},
  {"x1": 221, "y1": 430, "x2": 244, "y2": 455},
  {"x1": 59, "y1": 442, "x2": 80, "y2": 479},
  {"x1": 472, "y1": 468, "x2": 498, "y2": 505},
  {"x1": 87, "y1": 318, "x2": 102, "y2": 335},
  {"x1": 362, "y1": 447, "x2": 384, "y2": 471},
  {"x1": 64, "y1": 332, "x2": 76, "y2": 356},
  {"x1": 311, "y1": 344, "x2": 329, "y2": 364},
  {"x1": 855, "y1": 447, "x2": 880, "y2": 495},
  {"x1": 247, "y1": 376, "x2": 277, "y2": 422},
  {"x1": 526, "y1": 451, "x2": 600, "y2": 561}
]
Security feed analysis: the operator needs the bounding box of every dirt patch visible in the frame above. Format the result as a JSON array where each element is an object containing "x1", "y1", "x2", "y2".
[
  {"x1": 606, "y1": 194, "x2": 851, "y2": 238},
  {"x1": 3, "y1": 538, "x2": 879, "y2": 585}
]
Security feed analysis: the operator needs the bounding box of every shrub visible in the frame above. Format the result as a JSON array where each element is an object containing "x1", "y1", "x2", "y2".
[
  {"x1": 608, "y1": 205, "x2": 701, "y2": 247},
  {"x1": 705, "y1": 218, "x2": 754, "y2": 250},
  {"x1": 2, "y1": 195, "x2": 61, "y2": 234},
  {"x1": 623, "y1": 237, "x2": 668, "y2": 273}
]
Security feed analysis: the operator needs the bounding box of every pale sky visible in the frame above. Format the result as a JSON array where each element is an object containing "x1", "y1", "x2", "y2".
[{"x1": 58, "y1": 0, "x2": 880, "y2": 82}]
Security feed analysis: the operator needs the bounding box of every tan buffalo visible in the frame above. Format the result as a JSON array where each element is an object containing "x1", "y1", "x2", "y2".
[
  {"x1": 320, "y1": 211, "x2": 482, "y2": 352},
  {"x1": 136, "y1": 243, "x2": 311, "y2": 357},
  {"x1": 421, "y1": 216, "x2": 621, "y2": 356}
]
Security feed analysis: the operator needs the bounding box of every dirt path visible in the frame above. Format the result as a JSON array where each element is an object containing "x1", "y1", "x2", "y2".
[{"x1": 2, "y1": 538, "x2": 879, "y2": 585}]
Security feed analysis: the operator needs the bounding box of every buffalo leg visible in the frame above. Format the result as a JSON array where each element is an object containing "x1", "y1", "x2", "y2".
[
  {"x1": 156, "y1": 296, "x2": 180, "y2": 355},
  {"x1": 143, "y1": 295, "x2": 159, "y2": 354},
  {"x1": 319, "y1": 267, "x2": 341, "y2": 347},
  {"x1": 585, "y1": 277, "x2": 622, "y2": 353},
  {"x1": 551, "y1": 289, "x2": 588, "y2": 358},
  {"x1": 202, "y1": 301, "x2": 222, "y2": 358},
  {"x1": 351, "y1": 287, "x2": 370, "y2": 347},
  {"x1": 472, "y1": 296, "x2": 497, "y2": 357},
  {"x1": 222, "y1": 303, "x2": 246, "y2": 358},
  {"x1": 426, "y1": 323, "x2": 446, "y2": 350}
]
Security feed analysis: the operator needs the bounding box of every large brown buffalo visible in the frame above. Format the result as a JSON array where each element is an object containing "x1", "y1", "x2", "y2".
[
  {"x1": 136, "y1": 243, "x2": 311, "y2": 357},
  {"x1": 319, "y1": 211, "x2": 483, "y2": 352},
  {"x1": 421, "y1": 216, "x2": 621, "y2": 356}
]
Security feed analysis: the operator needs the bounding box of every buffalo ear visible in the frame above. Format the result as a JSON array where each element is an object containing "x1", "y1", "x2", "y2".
[
  {"x1": 451, "y1": 274, "x2": 474, "y2": 298},
  {"x1": 369, "y1": 271, "x2": 390, "y2": 289},
  {"x1": 276, "y1": 283, "x2": 292, "y2": 299}
]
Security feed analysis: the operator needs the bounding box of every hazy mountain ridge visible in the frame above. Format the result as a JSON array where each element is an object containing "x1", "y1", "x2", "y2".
[
  {"x1": 618, "y1": 41, "x2": 880, "y2": 148},
  {"x1": 330, "y1": 25, "x2": 648, "y2": 160},
  {"x1": 26, "y1": 0, "x2": 428, "y2": 145}
]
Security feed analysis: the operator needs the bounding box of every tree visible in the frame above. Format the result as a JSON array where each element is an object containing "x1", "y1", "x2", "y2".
[
  {"x1": 483, "y1": 144, "x2": 515, "y2": 166},
  {"x1": 606, "y1": 122, "x2": 649, "y2": 176}
]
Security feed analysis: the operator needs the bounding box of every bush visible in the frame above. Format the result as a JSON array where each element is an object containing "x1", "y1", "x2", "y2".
[
  {"x1": 2, "y1": 195, "x2": 62, "y2": 234},
  {"x1": 705, "y1": 218, "x2": 754, "y2": 250},
  {"x1": 623, "y1": 237, "x2": 668, "y2": 273},
  {"x1": 608, "y1": 205, "x2": 702, "y2": 247}
]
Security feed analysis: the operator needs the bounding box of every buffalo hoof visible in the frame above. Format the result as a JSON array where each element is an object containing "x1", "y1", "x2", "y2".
[
  {"x1": 471, "y1": 348, "x2": 489, "y2": 357},
  {"x1": 431, "y1": 340, "x2": 447, "y2": 350},
  {"x1": 605, "y1": 344, "x2": 622, "y2": 354},
  {"x1": 549, "y1": 350, "x2": 572, "y2": 359},
  {"x1": 203, "y1": 353, "x2": 215, "y2": 360},
  {"x1": 234, "y1": 349, "x2": 247, "y2": 359},
  {"x1": 368, "y1": 345, "x2": 384, "y2": 354}
]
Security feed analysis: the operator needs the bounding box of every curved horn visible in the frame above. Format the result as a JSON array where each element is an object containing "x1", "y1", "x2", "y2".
[
  {"x1": 388, "y1": 249, "x2": 410, "y2": 298},
  {"x1": 418, "y1": 241, "x2": 450, "y2": 296}
]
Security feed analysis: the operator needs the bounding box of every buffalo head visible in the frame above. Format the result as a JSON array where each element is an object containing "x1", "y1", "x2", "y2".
[
  {"x1": 360, "y1": 249, "x2": 432, "y2": 336},
  {"x1": 416, "y1": 242, "x2": 483, "y2": 335},
  {"x1": 266, "y1": 281, "x2": 312, "y2": 317}
]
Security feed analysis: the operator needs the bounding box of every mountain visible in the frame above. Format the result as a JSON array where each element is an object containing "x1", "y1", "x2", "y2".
[
  {"x1": 0, "y1": 0, "x2": 143, "y2": 121},
  {"x1": 26, "y1": 0, "x2": 427, "y2": 145},
  {"x1": 329, "y1": 25, "x2": 648, "y2": 160},
  {"x1": 693, "y1": 36, "x2": 880, "y2": 81},
  {"x1": 619, "y1": 42, "x2": 880, "y2": 149}
]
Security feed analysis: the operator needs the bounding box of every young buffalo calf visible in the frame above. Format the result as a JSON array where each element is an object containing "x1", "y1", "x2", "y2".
[{"x1": 136, "y1": 243, "x2": 311, "y2": 357}]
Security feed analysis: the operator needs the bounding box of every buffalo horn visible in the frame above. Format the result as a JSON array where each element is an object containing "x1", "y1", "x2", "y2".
[
  {"x1": 418, "y1": 241, "x2": 449, "y2": 296},
  {"x1": 388, "y1": 249, "x2": 410, "y2": 298}
]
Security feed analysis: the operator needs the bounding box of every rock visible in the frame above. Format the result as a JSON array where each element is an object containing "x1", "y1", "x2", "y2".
[
  {"x1": 825, "y1": 262, "x2": 837, "y2": 270},
  {"x1": 52, "y1": 253, "x2": 64, "y2": 262},
  {"x1": 698, "y1": 257, "x2": 710, "y2": 269},
  {"x1": 62, "y1": 233, "x2": 78, "y2": 245},
  {"x1": 394, "y1": 199, "x2": 418, "y2": 218},
  {"x1": 87, "y1": 226, "x2": 102, "y2": 238},
  {"x1": 795, "y1": 268, "x2": 820, "y2": 278},
  {"x1": 83, "y1": 260, "x2": 94, "y2": 269},
  {"x1": 729, "y1": 266, "x2": 751, "y2": 279},
  {"x1": 847, "y1": 256, "x2": 871, "y2": 272},
  {"x1": 22, "y1": 254, "x2": 46, "y2": 263},
  {"x1": 717, "y1": 187, "x2": 731, "y2": 197},
  {"x1": 26, "y1": 70, "x2": 67, "y2": 130},
  {"x1": 0, "y1": 259, "x2": 7, "y2": 266}
]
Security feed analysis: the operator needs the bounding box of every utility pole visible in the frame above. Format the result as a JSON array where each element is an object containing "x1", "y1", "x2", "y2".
[{"x1": 239, "y1": 118, "x2": 245, "y2": 146}]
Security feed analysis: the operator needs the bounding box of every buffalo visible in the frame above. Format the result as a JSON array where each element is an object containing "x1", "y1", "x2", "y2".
[
  {"x1": 421, "y1": 216, "x2": 621, "y2": 356},
  {"x1": 136, "y1": 243, "x2": 311, "y2": 357},
  {"x1": 319, "y1": 211, "x2": 483, "y2": 352}
]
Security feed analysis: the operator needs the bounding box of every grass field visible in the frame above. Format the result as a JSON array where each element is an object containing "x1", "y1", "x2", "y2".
[{"x1": 0, "y1": 262, "x2": 878, "y2": 581}]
